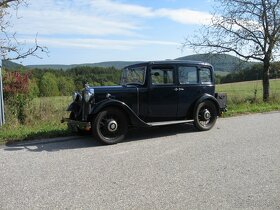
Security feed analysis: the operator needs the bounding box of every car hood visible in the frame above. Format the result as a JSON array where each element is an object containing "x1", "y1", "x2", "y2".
[{"x1": 87, "y1": 85, "x2": 139, "y2": 104}]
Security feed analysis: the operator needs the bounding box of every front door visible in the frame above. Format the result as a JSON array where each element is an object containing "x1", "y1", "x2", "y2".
[{"x1": 148, "y1": 65, "x2": 178, "y2": 120}]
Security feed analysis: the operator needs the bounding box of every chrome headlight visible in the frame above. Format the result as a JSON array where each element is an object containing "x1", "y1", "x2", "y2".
[{"x1": 84, "y1": 88, "x2": 94, "y2": 103}]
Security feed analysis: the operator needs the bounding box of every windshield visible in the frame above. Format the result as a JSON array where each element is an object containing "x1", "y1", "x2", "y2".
[{"x1": 120, "y1": 66, "x2": 146, "y2": 85}]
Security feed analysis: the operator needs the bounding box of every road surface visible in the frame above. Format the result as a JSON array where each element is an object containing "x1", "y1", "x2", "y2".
[{"x1": 1, "y1": 112, "x2": 280, "y2": 209}]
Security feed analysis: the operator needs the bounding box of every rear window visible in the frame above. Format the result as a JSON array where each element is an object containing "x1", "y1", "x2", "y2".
[{"x1": 200, "y1": 68, "x2": 212, "y2": 84}]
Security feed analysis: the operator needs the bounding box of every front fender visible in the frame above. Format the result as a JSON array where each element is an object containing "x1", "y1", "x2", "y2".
[
  {"x1": 90, "y1": 99, "x2": 149, "y2": 127},
  {"x1": 194, "y1": 94, "x2": 221, "y2": 116},
  {"x1": 66, "y1": 102, "x2": 81, "y2": 112}
]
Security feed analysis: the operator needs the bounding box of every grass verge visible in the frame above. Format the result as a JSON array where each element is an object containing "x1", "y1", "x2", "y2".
[{"x1": 0, "y1": 122, "x2": 71, "y2": 145}]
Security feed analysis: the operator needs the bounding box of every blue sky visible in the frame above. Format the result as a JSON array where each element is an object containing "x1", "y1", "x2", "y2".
[{"x1": 12, "y1": 0, "x2": 214, "y2": 65}]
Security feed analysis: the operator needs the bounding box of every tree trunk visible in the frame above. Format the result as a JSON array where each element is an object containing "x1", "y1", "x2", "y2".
[{"x1": 262, "y1": 59, "x2": 270, "y2": 102}]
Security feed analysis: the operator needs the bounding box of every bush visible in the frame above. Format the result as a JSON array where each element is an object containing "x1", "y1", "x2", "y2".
[
  {"x1": 3, "y1": 70, "x2": 32, "y2": 124},
  {"x1": 39, "y1": 72, "x2": 60, "y2": 97}
]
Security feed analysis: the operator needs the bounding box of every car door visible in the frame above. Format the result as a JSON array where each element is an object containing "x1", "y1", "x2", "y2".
[
  {"x1": 148, "y1": 64, "x2": 178, "y2": 119},
  {"x1": 176, "y1": 65, "x2": 201, "y2": 118},
  {"x1": 177, "y1": 65, "x2": 215, "y2": 118}
]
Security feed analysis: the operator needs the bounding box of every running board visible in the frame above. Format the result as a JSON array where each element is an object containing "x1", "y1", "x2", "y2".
[{"x1": 147, "y1": 120, "x2": 194, "y2": 127}]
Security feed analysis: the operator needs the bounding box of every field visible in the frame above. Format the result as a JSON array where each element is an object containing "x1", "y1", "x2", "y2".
[
  {"x1": 216, "y1": 79, "x2": 280, "y2": 116},
  {"x1": 1, "y1": 79, "x2": 280, "y2": 144}
]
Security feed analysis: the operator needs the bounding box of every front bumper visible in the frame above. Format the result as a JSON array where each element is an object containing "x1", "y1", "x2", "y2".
[{"x1": 61, "y1": 118, "x2": 91, "y2": 132}]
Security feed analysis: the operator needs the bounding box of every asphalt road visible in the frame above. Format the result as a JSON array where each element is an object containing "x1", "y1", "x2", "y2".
[{"x1": 1, "y1": 112, "x2": 280, "y2": 209}]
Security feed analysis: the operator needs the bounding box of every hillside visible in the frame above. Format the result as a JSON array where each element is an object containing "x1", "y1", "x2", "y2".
[
  {"x1": 1, "y1": 60, "x2": 25, "y2": 70},
  {"x1": 176, "y1": 54, "x2": 256, "y2": 72},
  {"x1": 26, "y1": 61, "x2": 140, "y2": 70}
]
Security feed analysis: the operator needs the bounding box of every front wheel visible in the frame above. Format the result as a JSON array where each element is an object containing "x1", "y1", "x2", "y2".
[
  {"x1": 92, "y1": 108, "x2": 128, "y2": 144},
  {"x1": 194, "y1": 101, "x2": 217, "y2": 131}
]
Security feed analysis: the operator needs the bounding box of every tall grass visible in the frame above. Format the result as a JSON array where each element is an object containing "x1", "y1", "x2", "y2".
[{"x1": 0, "y1": 96, "x2": 72, "y2": 144}]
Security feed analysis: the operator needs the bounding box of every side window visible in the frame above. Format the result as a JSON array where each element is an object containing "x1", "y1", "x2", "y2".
[
  {"x1": 200, "y1": 68, "x2": 212, "y2": 84},
  {"x1": 178, "y1": 66, "x2": 198, "y2": 84},
  {"x1": 151, "y1": 66, "x2": 174, "y2": 85}
]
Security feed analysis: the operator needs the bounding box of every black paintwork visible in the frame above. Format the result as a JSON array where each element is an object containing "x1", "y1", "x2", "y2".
[{"x1": 67, "y1": 60, "x2": 226, "y2": 126}]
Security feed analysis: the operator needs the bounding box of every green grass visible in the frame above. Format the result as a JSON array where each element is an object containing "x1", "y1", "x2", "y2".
[
  {"x1": 217, "y1": 79, "x2": 280, "y2": 116},
  {"x1": 0, "y1": 96, "x2": 72, "y2": 144},
  {"x1": 1, "y1": 80, "x2": 280, "y2": 144},
  {"x1": 0, "y1": 122, "x2": 70, "y2": 145}
]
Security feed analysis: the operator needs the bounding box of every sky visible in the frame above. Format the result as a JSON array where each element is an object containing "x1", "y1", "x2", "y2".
[{"x1": 11, "y1": 0, "x2": 215, "y2": 65}]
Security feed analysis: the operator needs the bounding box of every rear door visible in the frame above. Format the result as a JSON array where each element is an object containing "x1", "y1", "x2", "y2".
[
  {"x1": 148, "y1": 64, "x2": 178, "y2": 119},
  {"x1": 177, "y1": 65, "x2": 214, "y2": 118},
  {"x1": 177, "y1": 65, "x2": 200, "y2": 118}
]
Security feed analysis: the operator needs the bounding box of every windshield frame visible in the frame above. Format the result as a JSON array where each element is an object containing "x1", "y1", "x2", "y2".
[{"x1": 120, "y1": 65, "x2": 147, "y2": 86}]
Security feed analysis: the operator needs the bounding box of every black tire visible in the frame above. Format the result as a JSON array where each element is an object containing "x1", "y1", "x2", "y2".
[
  {"x1": 194, "y1": 100, "x2": 217, "y2": 131},
  {"x1": 92, "y1": 108, "x2": 128, "y2": 144}
]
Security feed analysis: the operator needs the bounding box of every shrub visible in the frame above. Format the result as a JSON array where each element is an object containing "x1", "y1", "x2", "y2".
[
  {"x1": 3, "y1": 71, "x2": 32, "y2": 124},
  {"x1": 39, "y1": 72, "x2": 60, "y2": 97}
]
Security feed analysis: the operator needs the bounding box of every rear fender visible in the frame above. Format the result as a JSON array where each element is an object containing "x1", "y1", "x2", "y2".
[
  {"x1": 90, "y1": 99, "x2": 149, "y2": 127},
  {"x1": 194, "y1": 94, "x2": 221, "y2": 116}
]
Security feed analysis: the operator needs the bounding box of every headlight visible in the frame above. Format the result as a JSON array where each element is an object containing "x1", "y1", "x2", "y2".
[
  {"x1": 84, "y1": 89, "x2": 94, "y2": 103},
  {"x1": 72, "y1": 92, "x2": 82, "y2": 102}
]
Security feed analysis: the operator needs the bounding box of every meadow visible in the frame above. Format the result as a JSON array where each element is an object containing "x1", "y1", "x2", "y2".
[
  {"x1": 1, "y1": 79, "x2": 280, "y2": 144},
  {"x1": 216, "y1": 79, "x2": 280, "y2": 116}
]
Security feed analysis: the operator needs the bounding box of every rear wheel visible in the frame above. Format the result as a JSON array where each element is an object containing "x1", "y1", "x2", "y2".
[
  {"x1": 194, "y1": 101, "x2": 217, "y2": 131},
  {"x1": 92, "y1": 108, "x2": 128, "y2": 144}
]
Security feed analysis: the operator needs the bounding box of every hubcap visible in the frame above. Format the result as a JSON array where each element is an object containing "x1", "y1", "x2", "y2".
[
  {"x1": 203, "y1": 109, "x2": 211, "y2": 121},
  {"x1": 107, "y1": 120, "x2": 118, "y2": 132}
]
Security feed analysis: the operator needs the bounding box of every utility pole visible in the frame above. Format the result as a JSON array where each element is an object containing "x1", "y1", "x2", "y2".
[{"x1": 0, "y1": 59, "x2": 5, "y2": 127}]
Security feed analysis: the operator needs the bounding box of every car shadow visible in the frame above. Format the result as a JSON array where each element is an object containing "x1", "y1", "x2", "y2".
[{"x1": 4, "y1": 123, "x2": 197, "y2": 152}]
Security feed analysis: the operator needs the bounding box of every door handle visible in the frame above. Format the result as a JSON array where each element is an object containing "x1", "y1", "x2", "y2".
[{"x1": 174, "y1": 88, "x2": 184, "y2": 91}]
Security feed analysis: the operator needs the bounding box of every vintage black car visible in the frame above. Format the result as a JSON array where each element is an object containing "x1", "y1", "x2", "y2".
[{"x1": 62, "y1": 60, "x2": 227, "y2": 144}]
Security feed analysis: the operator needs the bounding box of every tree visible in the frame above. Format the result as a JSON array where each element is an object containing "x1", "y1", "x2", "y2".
[
  {"x1": 0, "y1": 0, "x2": 47, "y2": 60},
  {"x1": 39, "y1": 73, "x2": 59, "y2": 97},
  {"x1": 184, "y1": 0, "x2": 280, "y2": 101},
  {"x1": 58, "y1": 77, "x2": 75, "y2": 96}
]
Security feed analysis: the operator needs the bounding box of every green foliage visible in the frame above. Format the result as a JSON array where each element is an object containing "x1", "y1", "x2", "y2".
[
  {"x1": 29, "y1": 79, "x2": 40, "y2": 98},
  {"x1": 39, "y1": 72, "x2": 60, "y2": 97},
  {"x1": 2, "y1": 70, "x2": 33, "y2": 124},
  {"x1": 219, "y1": 62, "x2": 280, "y2": 84},
  {"x1": 27, "y1": 66, "x2": 121, "y2": 93},
  {"x1": 0, "y1": 96, "x2": 72, "y2": 144},
  {"x1": 58, "y1": 77, "x2": 75, "y2": 95}
]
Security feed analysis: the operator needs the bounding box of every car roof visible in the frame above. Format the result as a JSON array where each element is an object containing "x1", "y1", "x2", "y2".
[{"x1": 124, "y1": 60, "x2": 213, "y2": 69}]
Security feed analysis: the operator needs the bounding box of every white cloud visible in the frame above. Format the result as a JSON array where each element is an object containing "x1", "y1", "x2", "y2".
[
  {"x1": 155, "y1": 8, "x2": 212, "y2": 25},
  {"x1": 21, "y1": 37, "x2": 179, "y2": 50},
  {"x1": 89, "y1": 0, "x2": 212, "y2": 24},
  {"x1": 90, "y1": 0, "x2": 154, "y2": 17},
  {"x1": 13, "y1": 0, "x2": 139, "y2": 36},
  {"x1": 11, "y1": 0, "x2": 212, "y2": 37}
]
